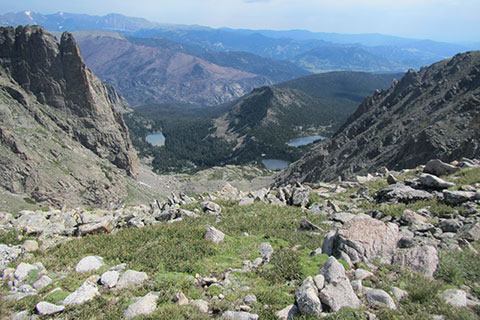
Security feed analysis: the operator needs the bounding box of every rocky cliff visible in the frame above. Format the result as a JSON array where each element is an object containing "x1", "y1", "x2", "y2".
[
  {"x1": 0, "y1": 25, "x2": 138, "y2": 207},
  {"x1": 280, "y1": 51, "x2": 480, "y2": 183}
]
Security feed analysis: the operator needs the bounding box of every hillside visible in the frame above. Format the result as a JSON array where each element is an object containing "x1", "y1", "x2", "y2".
[
  {"x1": 0, "y1": 25, "x2": 138, "y2": 207},
  {"x1": 74, "y1": 32, "x2": 272, "y2": 106},
  {"x1": 280, "y1": 51, "x2": 480, "y2": 184}
]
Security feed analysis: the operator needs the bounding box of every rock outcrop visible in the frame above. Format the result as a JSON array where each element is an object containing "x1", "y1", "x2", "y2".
[
  {"x1": 280, "y1": 51, "x2": 480, "y2": 184},
  {"x1": 0, "y1": 25, "x2": 138, "y2": 206}
]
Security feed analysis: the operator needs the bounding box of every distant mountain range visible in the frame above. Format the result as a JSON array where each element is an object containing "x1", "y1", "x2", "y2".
[{"x1": 1, "y1": 11, "x2": 476, "y2": 107}]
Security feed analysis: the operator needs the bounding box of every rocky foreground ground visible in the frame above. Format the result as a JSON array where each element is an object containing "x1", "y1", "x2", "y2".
[{"x1": 1, "y1": 158, "x2": 480, "y2": 319}]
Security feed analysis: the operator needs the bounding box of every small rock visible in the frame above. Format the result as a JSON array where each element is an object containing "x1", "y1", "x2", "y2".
[
  {"x1": 243, "y1": 294, "x2": 257, "y2": 305},
  {"x1": 36, "y1": 301, "x2": 65, "y2": 315},
  {"x1": 355, "y1": 269, "x2": 374, "y2": 280},
  {"x1": 23, "y1": 240, "x2": 39, "y2": 252},
  {"x1": 78, "y1": 218, "x2": 113, "y2": 236},
  {"x1": 191, "y1": 299, "x2": 209, "y2": 313},
  {"x1": 443, "y1": 190, "x2": 477, "y2": 205},
  {"x1": 313, "y1": 274, "x2": 325, "y2": 290},
  {"x1": 387, "y1": 174, "x2": 398, "y2": 185},
  {"x1": 200, "y1": 201, "x2": 222, "y2": 215},
  {"x1": 205, "y1": 226, "x2": 225, "y2": 243},
  {"x1": 63, "y1": 281, "x2": 99, "y2": 306},
  {"x1": 275, "y1": 304, "x2": 300, "y2": 320},
  {"x1": 174, "y1": 291, "x2": 189, "y2": 306},
  {"x1": 300, "y1": 216, "x2": 323, "y2": 231},
  {"x1": 14, "y1": 263, "x2": 38, "y2": 281},
  {"x1": 401, "y1": 209, "x2": 428, "y2": 225},
  {"x1": 391, "y1": 287, "x2": 408, "y2": 301},
  {"x1": 439, "y1": 219, "x2": 462, "y2": 233},
  {"x1": 351, "y1": 280, "x2": 363, "y2": 292},
  {"x1": 11, "y1": 310, "x2": 30, "y2": 320},
  {"x1": 332, "y1": 212, "x2": 356, "y2": 224},
  {"x1": 375, "y1": 183, "x2": 433, "y2": 203},
  {"x1": 295, "y1": 276, "x2": 322, "y2": 315},
  {"x1": 442, "y1": 289, "x2": 467, "y2": 307},
  {"x1": 258, "y1": 242, "x2": 274, "y2": 262},
  {"x1": 33, "y1": 275, "x2": 52, "y2": 291},
  {"x1": 75, "y1": 256, "x2": 105, "y2": 273},
  {"x1": 100, "y1": 270, "x2": 119, "y2": 288},
  {"x1": 222, "y1": 311, "x2": 259, "y2": 320},
  {"x1": 238, "y1": 198, "x2": 254, "y2": 206},
  {"x1": 124, "y1": 292, "x2": 159, "y2": 320},
  {"x1": 116, "y1": 270, "x2": 148, "y2": 290},
  {"x1": 366, "y1": 289, "x2": 396, "y2": 310},
  {"x1": 457, "y1": 222, "x2": 480, "y2": 241}
]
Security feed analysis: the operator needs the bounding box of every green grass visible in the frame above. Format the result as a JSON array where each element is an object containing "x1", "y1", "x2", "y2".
[
  {"x1": 447, "y1": 168, "x2": 480, "y2": 187},
  {"x1": 435, "y1": 249, "x2": 480, "y2": 290}
]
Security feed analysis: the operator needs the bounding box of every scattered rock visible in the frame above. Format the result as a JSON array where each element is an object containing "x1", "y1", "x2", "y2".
[
  {"x1": 355, "y1": 269, "x2": 374, "y2": 280},
  {"x1": 457, "y1": 222, "x2": 480, "y2": 241},
  {"x1": 11, "y1": 311, "x2": 30, "y2": 320},
  {"x1": 33, "y1": 275, "x2": 52, "y2": 291},
  {"x1": 238, "y1": 198, "x2": 254, "y2": 206},
  {"x1": 366, "y1": 289, "x2": 396, "y2": 310},
  {"x1": 14, "y1": 263, "x2": 39, "y2": 281},
  {"x1": 392, "y1": 246, "x2": 438, "y2": 278},
  {"x1": 200, "y1": 201, "x2": 222, "y2": 215},
  {"x1": 439, "y1": 219, "x2": 462, "y2": 233},
  {"x1": 174, "y1": 291, "x2": 189, "y2": 306},
  {"x1": 295, "y1": 277, "x2": 322, "y2": 315},
  {"x1": 243, "y1": 294, "x2": 257, "y2": 305},
  {"x1": 332, "y1": 212, "x2": 356, "y2": 224},
  {"x1": 22, "y1": 240, "x2": 39, "y2": 252},
  {"x1": 424, "y1": 159, "x2": 459, "y2": 177},
  {"x1": 124, "y1": 292, "x2": 159, "y2": 320},
  {"x1": 205, "y1": 226, "x2": 225, "y2": 243},
  {"x1": 442, "y1": 289, "x2": 467, "y2": 307},
  {"x1": 191, "y1": 299, "x2": 209, "y2": 313},
  {"x1": 391, "y1": 287, "x2": 408, "y2": 301},
  {"x1": 116, "y1": 270, "x2": 148, "y2": 290},
  {"x1": 291, "y1": 188, "x2": 310, "y2": 207},
  {"x1": 401, "y1": 209, "x2": 428, "y2": 225},
  {"x1": 78, "y1": 218, "x2": 113, "y2": 236},
  {"x1": 36, "y1": 301, "x2": 65, "y2": 315},
  {"x1": 63, "y1": 281, "x2": 99, "y2": 306},
  {"x1": 375, "y1": 183, "x2": 433, "y2": 203},
  {"x1": 75, "y1": 256, "x2": 105, "y2": 273},
  {"x1": 443, "y1": 190, "x2": 477, "y2": 205},
  {"x1": 0, "y1": 244, "x2": 23, "y2": 270},
  {"x1": 275, "y1": 304, "x2": 300, "y2": 320},
  {"x1": 222, "y1": 311, "x2": 259, "y2": 320},
  {"x1": 258, "y1": 242, "x2": 274, "y2": 262},
  {"x1": 100, "y1": 270, "x2": 119, "y2": 288},
  {"x1": 416, "y1": 174, "x2": 455, "y2": 190}
]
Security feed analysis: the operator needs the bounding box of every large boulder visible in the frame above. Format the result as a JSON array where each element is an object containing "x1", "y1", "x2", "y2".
[
  {"x1": 392, "y1": 246, "x2": 438, "y2": 278},
  {"x1": 333, "y1": 215, "x2": 399, "y2": 264},
  {"x1": 443, "y1": 190, "x2": 478, "y2": 205},
  {"x1": 295, "y1": 277, "x2": 322, "y2": 315},
  {"x1": 416, "y1": 174, "x2": 455, "y2": 190},
  {"x1": 116, "y1": 270, "x2": 148, "y2": 290},
  {"x1": 36, "y1": 301, "x2": 65, "y2": 315},
  {"x1": 205, "y1": 226, "x2": 225, "y2": 243},
  {"x1": 222, "y1": 311, "x2": 259, "y2": 320},
  {"x1": 375, "y1": 183, "x2": 433, "y2": 203},
  {"x1": 442, "y1": 289, "x2": 468, "y2": 307},
  {"x1": 75, "y1": 256, "x2": 105, "y2": 273}
]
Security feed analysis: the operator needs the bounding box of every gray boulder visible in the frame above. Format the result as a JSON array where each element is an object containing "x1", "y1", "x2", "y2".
[
  {"x1": 191, "y1": 299, "x2": 209, "y2": 313},
  {"x1": 375, "y1": 183, "x2": 433, "y2": 203},
  {"x1": 416, "y1": 174, "x2": 455, "y2": 190},
  {"x1": 205, "y1": 226, "x2": 225, "y2": 243},
  {"x1": 291, "y1": 188, "x2": 310, "y2": 207},
  {"x1": 442, "y1": 289, "x2": 468, "y2": 307},
  {"x1": 275, "y1": 305, "x2": 300, "y2": 320},
  {"x1": 63, "y1": 281, "x2": 99, "y2": 306},
  {"x1": 457, "y1": 222, "x2": 480, "y2": 241},
  {"x1": 200, "y1": 201, "x2": 222, "y2": 215},
  {"x1": 319, "y1": 278, "x2": 361, "y2": 312},
  {"x1": 11, "y1": 311, "x2": 30, "y2": 320},
  {"x1": 392, "y1": 246, "x2": 438, "y2": 278},
  {"x1": 424, "y1": 159, "x2": 459, "y2": 177},
  {"x1": 100, "y1": 270, "x2": 119, "y2": 288},
  {"x1": 321, "y1": 230, "x2": 337, "y2": 256},
  {"x1": 14, "y1": 263, "x2": 39, "y2": 281},
  {"x1": 391, "y1": 287, "x2": 408, "y2": 301},
  {"x1": 319, "y1": 257, "x2": 347, "y2": 283},
  {"x1": 443, "y1": 190, "x2": 477, "y2": 205},
  {"x1": 116, "y1": 270, "x2": 148, "y2": 290},
  {"x1": 33, "y1": 275, "x2": 52, "y2": 291},
  {"x1": 124, "y1": 292, "x2": 159, "y2": 320},
  {"x1": 258, "y1": 242, "x2": 274, "y2": 262},
  {"x1": 222, "y1": 311, "x2": 259, "y2": 320},
  {"x1": 334, "y1": 215, "x2": 399, "y2": 264},
  {"x1": 0, "y1": 244, "x2": 23, "y2": 271},
  {"x1": 295, "y1": 276, "x2": 322, "y2": 315},
  {"x1": 75, "y1": 256, "x2": 105, "y2": 273},
  {"x1": 22, "y1": 240, "x2": 39, "y2": 252},
  {"x1": 366, "y1": 289, "x2": 396, "y2": 310},
  {"x1": 36, "y1": 301, "x2": 65, "y2": 315},
  {"x1": 439, "y1": 219, "x2": 462, "y2": 233}
]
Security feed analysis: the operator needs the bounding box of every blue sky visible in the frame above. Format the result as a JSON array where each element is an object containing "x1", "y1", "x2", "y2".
[{"x1": 2, "y1": 0, "x2": 479, "y2": 42}]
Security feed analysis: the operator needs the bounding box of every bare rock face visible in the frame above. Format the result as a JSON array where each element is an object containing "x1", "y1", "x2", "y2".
[
  {"x1": 392, "y1": 245, "x2": 439, "y2": 278},
  {"x1": 332, "y1": 215, "x2": 399, "y2": 264},
  {"x1": 0, "y1": 25, "x2": 138, "y2": 206},
  {"x1": 280, "y1": 51, "x2": 480, "y2": 184}
]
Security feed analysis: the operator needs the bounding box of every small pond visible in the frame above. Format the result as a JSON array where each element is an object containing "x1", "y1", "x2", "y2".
[
  {"x1": 145, "y1": 132, "x2": 165, "y2": 147},
  {"x1": 287, "y1": 135, "x2": 325, "y2": 147},
  {"x1": 262, "y1": 159, "x2": 289, "y2": 171}
]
